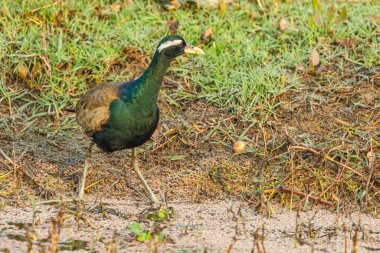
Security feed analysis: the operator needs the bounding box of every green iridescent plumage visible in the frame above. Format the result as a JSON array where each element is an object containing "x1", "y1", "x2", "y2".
[{"x1": 91, "y1": 52, "x2": 172, "y2": 152}]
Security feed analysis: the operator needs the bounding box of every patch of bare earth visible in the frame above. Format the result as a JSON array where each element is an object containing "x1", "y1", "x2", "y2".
[
  {"x1": 1, "y1": 199, "x2": 380, "y2": 252},
  {"x1": 0, "y1": 66, "x2": 379, "y2": 252}
]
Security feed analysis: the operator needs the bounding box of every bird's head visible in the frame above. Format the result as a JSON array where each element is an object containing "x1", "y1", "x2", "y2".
[{"x1": 156, "y1": 35, "x2": 205, "y2": 58}]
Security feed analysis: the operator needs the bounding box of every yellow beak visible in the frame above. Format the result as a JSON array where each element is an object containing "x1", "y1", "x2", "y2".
[{"x1": 184, "y1": 45, "x2": 205, "y2": 55}]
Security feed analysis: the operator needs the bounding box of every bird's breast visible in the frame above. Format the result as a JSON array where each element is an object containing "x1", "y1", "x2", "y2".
[{"x1": 91, "y1": 102, "x2": 159, "y2": 152}]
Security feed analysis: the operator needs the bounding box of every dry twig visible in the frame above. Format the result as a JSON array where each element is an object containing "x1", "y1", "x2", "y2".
[{"x1": 281, "y1": 186, "x2": 334, "y2": 206}]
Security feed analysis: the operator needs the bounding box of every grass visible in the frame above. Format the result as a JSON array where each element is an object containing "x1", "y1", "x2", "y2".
[
  {"x1": 1, "y1": 0, "x2": 378, "y2": 131},
  {"x1": 0, "y1": 0, "x2": 379, "y2": 213}
]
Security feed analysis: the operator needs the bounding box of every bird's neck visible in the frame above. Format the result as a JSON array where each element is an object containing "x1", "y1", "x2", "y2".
[{"x1": 135, "y1": 52, "x2": 172, "y2": 105}]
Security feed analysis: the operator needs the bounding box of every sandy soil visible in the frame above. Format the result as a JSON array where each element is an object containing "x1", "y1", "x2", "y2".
[{"x1": 1, "y1": 199, "x2": 379, "y2": 253}]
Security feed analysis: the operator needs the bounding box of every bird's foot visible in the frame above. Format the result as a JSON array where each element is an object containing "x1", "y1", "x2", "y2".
[
  {"x1": 125, "y1": 177, "x2": 161, "y2": 205},
  {"x1": 75, "y1": 191, "x2": 85, "y2": 203},
  {"x1": 149, "y1": 194, "x2": 161, "y2": 206}
]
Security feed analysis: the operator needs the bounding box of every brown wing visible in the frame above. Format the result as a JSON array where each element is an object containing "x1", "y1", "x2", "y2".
[{"x1": 75, "y1": 82, "x2": 121, "y2": 135}]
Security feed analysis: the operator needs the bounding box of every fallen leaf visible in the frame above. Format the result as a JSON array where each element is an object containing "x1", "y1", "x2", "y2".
[
  {"x1": 167, "y1": 19, "x2": 179, "y2": 34},
  {"x1": 183, "y1": 76, "x2": 192, "y2": 91},
  {"x1": 109, "y1": 2, "x2": 122, "y2": 13},
  {"x1": 334, "y1": 118, "x2": 351, "y2": 127},
  {"x1": 163, "y1": 128, "x2": 176, "y2": 136},
  {"x1": 17, "y1": 63, "x2": 41, "y2": 90},
  {"x1": 327, "y1": 6, "x2": 335, "y2": 23},
  {"x1": 295, "y1": 65, "x2": 306, "y2": 72},
  {"x1": 309, "y1": 48, "x2": 320, "y2": 68},
  {"x1": 274, "y1": 0, "x2": 280, "y2": 14},
  {"x1": 278, "y1": 16, "x2": 288, "y2": 32},
  {"x1": 372, "y1": 13, "x2": 380, "y2": 23},
  {"x1": 200, "y1": 27, "x2": 212, "y2": 44},
  {"x1": 312, "y1": 0, "x2": 322, "y2": 26},
  {"x1": 332, "y1": 194, "x2": 340, "y2": 202},
  {"x1": 31, "y1": 62, "x2": 42, "y2": 76},
  {"x1": 219, "y1": 0, "x2": 227, "y2": 15},
  {"x1": 164, "y1": 0, "x2": 181, "y2": 10},
  {"x1": 336, "y1": 6, "x2": 348, "y2": 24},
  {"x1": 17, "y1": 63, "x2": 30, "y2": 81},
  {"x1": 192, "y1": 122, "x2": 205, "y2": 133},
  {"x1": 233, "y1": 141, "x2": 246, "y2": 153},
  {"x1": 327, "y1": 28, "x2": 334, "y2": 36},
  {"x1": 367, "y1": 151, "x2": 375, "y2": 165},
  {"x1": 317, "y1": 37, "x2": 328, "y2": 45},
  {"x1": 335, "y1": 38, "x2": 353, "y2": 47},
  {"x1": 2, "y1": 5, "x2": 10, "y2": 17}
]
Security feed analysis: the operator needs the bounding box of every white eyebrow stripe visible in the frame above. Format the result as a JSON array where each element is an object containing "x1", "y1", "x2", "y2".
[{"x1": 157, "y1": 39, "x2": 183, "y2": 52}]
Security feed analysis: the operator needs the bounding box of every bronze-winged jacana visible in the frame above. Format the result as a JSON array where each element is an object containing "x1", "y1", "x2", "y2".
[{"x1": 75, "y1": 35, "x2": 204, "y2": 204}]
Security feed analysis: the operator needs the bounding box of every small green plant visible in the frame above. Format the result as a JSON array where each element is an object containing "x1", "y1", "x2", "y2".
[
  {"x1": 127, "y1": 223, "x2": 151, "y2": 242},
  {"x1": 308, "y1": 0, "x2": 348, "y2": 31},
  {"x1": 127, "y1": 208, "x2": 173, "y2": 243},
  {"x1": 147, "y1": 207, "x2": 174, "y2": 222},
  {"x1": 127, "y1": 223, "x2": 166, "y2": 243}
]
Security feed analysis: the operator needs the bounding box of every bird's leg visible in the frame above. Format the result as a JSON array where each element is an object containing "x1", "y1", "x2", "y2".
[
  {"x1": 131, "y1": 148, "x2": 160, "y2": 204},
  {"x1": 77, "y1": 142, "x2": 94, "y2": 201}
]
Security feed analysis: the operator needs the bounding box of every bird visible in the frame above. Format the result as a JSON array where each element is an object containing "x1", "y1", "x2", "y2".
[{"x1": 75, "y1": 35, "x2": 204, "y2": 204}]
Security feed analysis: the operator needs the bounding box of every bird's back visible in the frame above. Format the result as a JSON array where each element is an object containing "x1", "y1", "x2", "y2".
[
  {"x1": 76, "y1": 81, "x2": 159, "y2": 152},
  {"x1": 76, "y1": 82, "x2": 122, "y2": 135}
]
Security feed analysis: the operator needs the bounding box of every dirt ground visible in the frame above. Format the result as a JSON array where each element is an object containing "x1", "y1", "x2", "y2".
[
  {"x1": 0, "y1": 65, "x2": 379, "y2": 252},
  {"x1": 1, "y1": 199, "x2": 380, "y2": 253}
]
